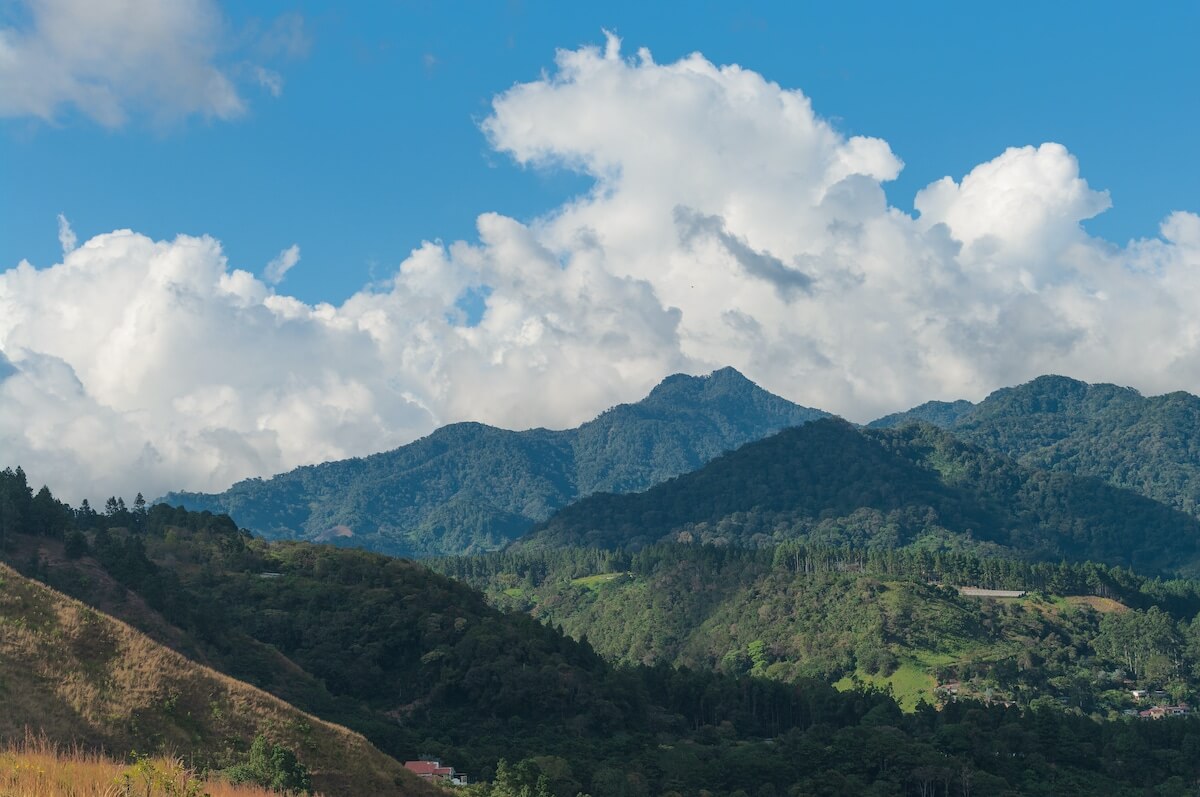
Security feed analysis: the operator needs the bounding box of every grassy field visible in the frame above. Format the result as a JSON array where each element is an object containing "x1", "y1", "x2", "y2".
[
  {"x1": 833, "y1": 658, "x2": 937, "y2": 711},
  {"x1": 570, "y1": 573, "x2": 626, "y2": 590},
  {"x1": 0, "y1": 737, "x2": 284, "y2": 797}
]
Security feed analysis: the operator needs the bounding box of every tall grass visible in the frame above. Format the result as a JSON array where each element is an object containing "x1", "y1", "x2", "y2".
[{"x1": 0, "y1": 735, "x2": 293, "y2": 797}]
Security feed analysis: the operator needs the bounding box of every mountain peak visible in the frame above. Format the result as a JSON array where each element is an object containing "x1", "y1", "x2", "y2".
[
  {"x1": 643, "y1": 367, "x2": 772, "y2": 405},
  {"x1": 989, "y1": 374, "x2": 1089, "y2": 401},
  {"x1": 868, "y1": 399, "x2": 976, "y2": 430},
  {"x1": 978, "y1": 375, "x2": 1143, "y2": 417},
  {"x1": 709, "y1": 365, "x2": 751, "y2": 382},
  {"x1": 648, "y1": 366, "x2": 749, "y2": 391}
]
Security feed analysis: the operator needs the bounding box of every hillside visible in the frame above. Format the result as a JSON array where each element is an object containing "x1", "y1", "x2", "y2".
[
  {"x1": 8, "y1": 508, "x2": 981, "y2": 796},
  {"x1": 871, "y1": 375, "x2": 1200, "y2": 518},
  {"x1": 516, "y1": 419, "x2": 1200, "y2": 574},
  {"x1": 6, "y1": 500, "x2": 846, "y2": 780},
  {"x1": 439, "y1": 543, "x2": 1200, "y2": 714},
  {"x1": 7, "y1": 478, "x2": 1200, "y2": 795},
  {"x1": 0, "y1": 561, "x2": 439, "y2": 797}
]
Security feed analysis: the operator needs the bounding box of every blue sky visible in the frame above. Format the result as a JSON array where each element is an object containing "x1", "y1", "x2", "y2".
[
  {"x1": 3, "y1": 0, "x2": 1200, "y2": 501},
  {"x1": 4, "y1": 1, "x2": 1197, "y2": 304}
]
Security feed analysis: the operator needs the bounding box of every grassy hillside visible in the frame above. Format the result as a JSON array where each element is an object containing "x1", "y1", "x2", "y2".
[
  {"x1": 0, "y1": 561, "x2": 439, "y2": 797},
  {"x1": 871, "y1": 374, "x2": 1200, "y2": 519},
  {"x1": 517, "y1": 419, "x2": 1200, "y2": 574},
  {"x1": 160, "y1": 367, "x2": 826, "y2": 557}
]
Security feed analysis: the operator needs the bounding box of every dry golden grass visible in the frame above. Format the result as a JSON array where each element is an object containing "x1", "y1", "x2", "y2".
[
  {"x1": 0, "y1": 563, "x2": 441, "y2": 797},
  {"x1": 0, "y1": 735, "x2": 283, "y2": 797},
  {"x1": 1065, "y1": 595, "x2": 1129, "y2": 613}
]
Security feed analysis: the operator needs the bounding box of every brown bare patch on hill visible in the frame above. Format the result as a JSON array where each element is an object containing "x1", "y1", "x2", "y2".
[
  {"x1": 11, "y1": 535, "x2": 206, "y2": 662},
  {"x1": 1065, "y1": 595, "x2": 1129, "y2": 613},
  {"x1": 315, "y1": 525, "x2": 354, "y2": 542}
]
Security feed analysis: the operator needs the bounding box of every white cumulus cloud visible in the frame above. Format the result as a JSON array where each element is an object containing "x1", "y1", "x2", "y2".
[
  {"x1": 3, "y1": 33, "x2": 1199, "y2": 504},
  {"x1": 0, "y1": 0, "x2": 302, "y2": 127}
]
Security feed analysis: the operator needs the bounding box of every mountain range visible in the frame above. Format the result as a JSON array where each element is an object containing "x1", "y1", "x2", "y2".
[
  {"x1": 166, "y1": 371, "x2": 1200, "y2": 564},
  {"x1": 517, "y1": 417, "x2": 1200, "y2": 574},
  {"x1": 9, "y1": 365, "x2": 1200, "y2": 795},
  {"x1": 161, "y1": 367, "x2": 826, "y2": 557},
  {"x1": 872, "y1": 374, "x2": 1200, "y2": 518}
]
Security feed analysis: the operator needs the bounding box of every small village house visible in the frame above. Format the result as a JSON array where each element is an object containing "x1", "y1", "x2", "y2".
[
  {"x1": 405, "y1": 758, "x2": 468, "y2": 785},
  {"x1": 1138, "y1": 704, "x2": 1191, "y2": 720}
]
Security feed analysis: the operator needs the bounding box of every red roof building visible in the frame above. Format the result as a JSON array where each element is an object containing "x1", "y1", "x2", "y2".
[
  {"x1": 1138, "y1": 704, "x2": 1191, "y2": 719},
  {"x1": 405, "y1": 759, "x2": 468, "y2": 785}
]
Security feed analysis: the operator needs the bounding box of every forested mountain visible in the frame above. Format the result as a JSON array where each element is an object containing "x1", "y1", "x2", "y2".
[
  {"x1": 10, "y1": 470, "x2": 1200, "y2": 795},
  {"x1": 517, "y1": 419, "x2": 1200, "y2": 574},
  {"x1": 161, "y1": 368, "x2": 826, "y2": 557},
  {"x1": 871, "y1": 374, "x2": 1200, "y2": 518},
  {"x1": 0, "y1": 560, "x2": 438, "y2": 797},
  {"x1": 439, "y1": 542, "x2": 1200, "y2": 715}
]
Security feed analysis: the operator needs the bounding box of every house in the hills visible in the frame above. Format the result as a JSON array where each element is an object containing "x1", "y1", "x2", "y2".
[
  {"x1": 1138, "y1": 704, "x2": 1191, "y2": 719},
  {"x1": 935, "y1": 681, "x2": 961, "y2": 696},
  {"x1": 405, "y1": 758, "x2": 469, "y2": 785}
]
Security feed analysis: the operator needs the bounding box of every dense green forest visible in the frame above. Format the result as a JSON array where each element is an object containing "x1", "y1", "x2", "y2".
[
  {"x1": 5, "y1": 466, "x2": 1200, "y2": 795},
  {"x1": 518, "y1": 419, "x2": 1200, "y2": 575},
  {"x1": 872, "y1": 374, "x2": 1200, "y2": 519},
  {"x1": 161, "y1": 368, "x2": 825, "y2": 558},
  {"x1": 436, "y1": 542, "x2": 1200, "y2": 714}
]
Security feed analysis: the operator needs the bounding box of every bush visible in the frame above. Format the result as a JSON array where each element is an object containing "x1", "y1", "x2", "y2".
[{"x1": 224, "y1": 735, "x2": 311, "y2": 795}]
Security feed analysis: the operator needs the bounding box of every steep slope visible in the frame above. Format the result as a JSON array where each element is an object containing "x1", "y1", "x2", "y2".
[
  {"x1": 0, "y1": 561, "x2": 438, "y2": 797},
  {"x1": 162, "y1": 368, "x2": 826, "y2": 557},
  {"x1": 870, "y1": 375, "x2": 1200, "y2": 517},
  {"x1": 516, "y1": 419, "x2": 1200, "y2": 574}
]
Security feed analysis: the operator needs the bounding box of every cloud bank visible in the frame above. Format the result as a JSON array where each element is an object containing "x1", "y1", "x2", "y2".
[{"x1": 3, "y1": 34, "x2": 1199, "y2": 502}]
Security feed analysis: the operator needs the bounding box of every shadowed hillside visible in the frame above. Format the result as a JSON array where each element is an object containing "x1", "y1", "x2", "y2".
[{"x1": 516, "y1": 419, "x2": 1200, "y2": 574}]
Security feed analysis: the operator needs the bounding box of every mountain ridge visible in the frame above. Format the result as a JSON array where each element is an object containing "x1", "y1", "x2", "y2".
[
  {"x1": 515, "y1": 417, "x2": 1200, "y2": 574},
  {"x1": 161, "y1": 368, "x2": 827, "y2": 557},
  {"x1": 870, "y1": 374, "x2": 1200, "y2": 517}
]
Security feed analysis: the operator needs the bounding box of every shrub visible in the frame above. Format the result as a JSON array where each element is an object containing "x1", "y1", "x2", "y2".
[{"x1": 224, "y1": 735, "x2": 311, "y2": 795}]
